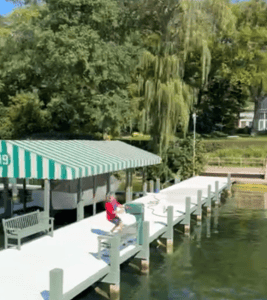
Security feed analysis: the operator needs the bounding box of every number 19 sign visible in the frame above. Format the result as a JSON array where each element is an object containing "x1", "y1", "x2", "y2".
[{"x1": 0, "y1": 153, "x2": 11, "y2": 166}]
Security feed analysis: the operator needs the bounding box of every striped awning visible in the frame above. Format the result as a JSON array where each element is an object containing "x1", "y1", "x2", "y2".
[{"x1": 0, "y1": 140, "x2": 161, "y2": 180}]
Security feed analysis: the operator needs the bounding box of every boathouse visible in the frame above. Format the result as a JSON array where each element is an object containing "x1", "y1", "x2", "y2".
[{"x1": 0, "y1": 139, "x2": 161, "y2": 220}]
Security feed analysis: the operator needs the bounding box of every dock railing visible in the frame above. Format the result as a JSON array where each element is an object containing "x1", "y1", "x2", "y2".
[{"x1": 206, "y1": 157, "x2": 266, "y2": 168}]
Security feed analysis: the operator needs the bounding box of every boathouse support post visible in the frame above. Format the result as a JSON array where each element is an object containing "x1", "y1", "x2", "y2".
[
  {"x1": 135, "y1": 221, "x2": 150, "y2": 275},
  {"x1": 206, "y1": 185, "x2": 212, "y2": 214},
  {"x1": 50, "y1": 268, "x2": 63, "y2": 300},
  {"x1": 22, "y1": 178, "x2": 27, "y2": 213},
  {"x1": 162, "y1": 206, "x2": 174, "y2": 254},
  {"x1": 143, "y1": 181, "x2": 147, "y2": 196},
  {"x1": 93, "y1": 176, "x2": 97, "y2": 215},
  {"x1": 77, "y1": 178, "x2": 84, "y2": 221},
  {"x1": 130, "y1": 169, "x2": 133, "y2": 199},
  {"x1": 155, "y1": 178, "x2": 160, "y2": 193},
  {"x1": 44, "y1": 179, "x2": 50, "y2": 219},
  {"x1": 3, "y1": 177, "x2": 12, "y2": 218},
  {"x1": 181, "y1": 197, "x2": 191, "y2": 236},
  {"x1": 10, "y1": 178, "x2": 18, "y2": 203},
  {"x1": 142, "y1": 168, "x2": 147, "y2": 196},
  {"x1": 196, "y1": 190, "x2": 202, "y2": 222},
  {"x1": 149, "y1": 180, "x2": 154, "y2": 193},
  {"x1": 107, "y1": 172, "x2": 111, "y2": 195},
  {"x1": 126, "y1": 170, "x2": 131, "y2": 203},
  {"x1": 227, "y1": 173, "x2": 232, "y2": 196},
  {"x1": 101, "y1": 236, "x2": 120, "y2": 300}
]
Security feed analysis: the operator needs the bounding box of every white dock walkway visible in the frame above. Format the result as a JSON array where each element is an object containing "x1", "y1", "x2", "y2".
[{"x1": 0, "y1": 176, "x2": 229, "y2": 300}]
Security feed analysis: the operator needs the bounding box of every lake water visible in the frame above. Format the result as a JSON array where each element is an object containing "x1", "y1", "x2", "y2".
[
  {"x1": 1, "y1": 185, "x2": 267, "y2": 299},
  {"x1": 74, "y1": 185, "x2": 267, "y2": 300}
]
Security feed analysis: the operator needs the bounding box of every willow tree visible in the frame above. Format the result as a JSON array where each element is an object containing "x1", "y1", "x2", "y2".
[{"x1": 128, "y1": 0, "x2": 237, "y2": 157}]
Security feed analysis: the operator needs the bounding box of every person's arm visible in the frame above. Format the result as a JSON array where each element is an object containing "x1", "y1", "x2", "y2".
[{"x1": 115, "y1": 200, "x2": 125, "y2": 213}]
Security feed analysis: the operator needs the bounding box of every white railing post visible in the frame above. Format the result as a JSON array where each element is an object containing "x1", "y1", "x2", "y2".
[{"x1": 50, "y1": 268, "x2": 63, "y2": 300}]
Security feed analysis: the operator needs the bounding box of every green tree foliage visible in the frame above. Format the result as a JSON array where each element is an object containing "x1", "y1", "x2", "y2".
[
  {"x1": 6, "y1": 91, "x2": 50, "y2": 138},
  {"x1": 167, "y1": 136, "x2": 207, "y2": 181},
  {"x1": 221, "y1": 0, "x2": 267, "y2": 133},
  {"x1": 1, "y1": 0, "x2": 267, "y2": 182},
  {"x1": 146, "y1": 136, "x2": 207, "y2": 182},
  {"x1": 196, "y1": 76, "x2": 247, "y2": 133},
  {"x1": 0, "y1": 0, "x2": 143, "y2": 138}
]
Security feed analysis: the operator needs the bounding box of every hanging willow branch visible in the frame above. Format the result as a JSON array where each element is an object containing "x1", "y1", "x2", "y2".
[{"x1": 128, "y1": 0, "x2": 237, "y2": 157}]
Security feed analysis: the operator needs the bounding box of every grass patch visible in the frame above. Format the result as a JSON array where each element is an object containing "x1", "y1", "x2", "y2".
[
  {"x1": 117, "y1": 174, "x2": 143, "y2": 192},
  {"x1": 234, "y1": 184, "x2": 267, "y2": 193},
  {"x1": 204, "y1": 136, "x2": 267, "y2": 160}
]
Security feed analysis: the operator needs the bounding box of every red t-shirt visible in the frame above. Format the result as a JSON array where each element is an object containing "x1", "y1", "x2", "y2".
[{"x1": 105, "y1": 202, "x2": 116, "y2": 221}]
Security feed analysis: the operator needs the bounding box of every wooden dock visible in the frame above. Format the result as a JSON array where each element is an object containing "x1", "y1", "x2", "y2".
[
  {"x1": 202, "y1": 166, "x2": 265, "y2": 179},
  {"x1": 0, "y1": 175, "x2": 230, "y2": 300}
]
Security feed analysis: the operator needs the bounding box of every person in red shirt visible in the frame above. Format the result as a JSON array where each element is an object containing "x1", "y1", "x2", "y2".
[{"x1": 105, "y1": 192, "x2": 124, "y2": 233}]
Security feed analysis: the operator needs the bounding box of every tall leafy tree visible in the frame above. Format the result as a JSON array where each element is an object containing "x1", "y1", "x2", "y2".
[
  {"x1": 222, "y1": 0, "x2": 267, "y2": 133},
  {"x1": 0, "y1": 0, "x2": 144, "y2": 138}
]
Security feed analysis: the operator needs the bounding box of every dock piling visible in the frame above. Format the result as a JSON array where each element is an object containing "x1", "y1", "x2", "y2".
[
  {"x1": 77, "y1": 178, "x2": 84, "y2": 221},
  {"x1": 93, "y1": 176, "x2": 97, "y2": 215},
  {"x1": 101, "y1": 236, "x2": 120, "y2": 299},
  {"x1": 162, "y1": 206, "x2": 174, "y2": 254},
  {"x1": 155, "y1": 178, "x2": 160, "y2": 193},
  {"x1": 125, "y1": 170, "x2": 132, "y2": 203},
  {"x1": 227, "y1": 173, "x2": 232, "y2": 196},
  {"x1": 143, "y1": 182, "x2": 147, "y2": 196},
  {"x1": 181, "y1": 197, "x2": 191, "y2": 236},
  {"x1": 174, "y1": 177, "x2": 180, "y2": 184},
  {"x1": 149, "y1": 180, "x2": 154, "y2": 193},
  {"x1": 206, "y1": 213, "x2": 211, "y2": 238},
  {"x1": 136, "y1": 221, "x2": 150, "y2": 275},
  {"x1": 207, "y1": 185, "x2": 212, "y2": 214},
  {"x1": 49, "y1": 268, "x2": 63, "y2": 300},
  {"x1": 196, "y1": 190, "x2": 202, "y2": 222},
  {"x1": 215, "y1": 181, "x2": 220, "y2": 206}
]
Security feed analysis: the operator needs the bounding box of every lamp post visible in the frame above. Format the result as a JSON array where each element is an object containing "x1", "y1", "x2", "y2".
[{"x1": 193, "y1": 113, "x2": 197, "y2": 177}]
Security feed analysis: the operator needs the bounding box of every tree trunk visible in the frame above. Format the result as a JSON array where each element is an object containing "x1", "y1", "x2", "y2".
[{"x1": 252, "y1": 96, "x2": 262, "y2": 135}]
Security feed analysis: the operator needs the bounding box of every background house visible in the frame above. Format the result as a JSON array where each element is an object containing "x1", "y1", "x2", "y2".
[
  {"x1": 238, "y1": 111, "x2": 254, "y2": 128},
  {"x1": 254, "y1": 97, "x2": 267, "y2": 131},
  {"x1": 238, "y1": 97, "x2": 267, "y2": 132}
]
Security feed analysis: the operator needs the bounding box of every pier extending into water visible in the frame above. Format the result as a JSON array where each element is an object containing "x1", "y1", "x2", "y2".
[{"x1": 0, "y1": 175, "x2": 231, "y2": 300}]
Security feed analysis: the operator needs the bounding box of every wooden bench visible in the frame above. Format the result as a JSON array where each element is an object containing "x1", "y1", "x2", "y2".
[
  {"x1": 2, "y1": 210, "x2": 54, "y2": 250},
  {"x1": 97, "y1": 223, "x2": 138, "y2": 260}
]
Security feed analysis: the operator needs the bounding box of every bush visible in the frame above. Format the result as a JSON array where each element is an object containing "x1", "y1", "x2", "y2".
[
  {"x1": 211, "y1": 131, "x2": 228, "y2": 138},
  {"x1": 202, "y1": 134, "x2": 212, "y2": 138},
  {"x1": 236, "y1": 127, "x2": 251, "y2": 135}
]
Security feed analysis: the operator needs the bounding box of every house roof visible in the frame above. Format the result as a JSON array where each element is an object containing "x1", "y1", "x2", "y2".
[{"x1": 0, "y1": 140, "x2": 161, "y2": 180}]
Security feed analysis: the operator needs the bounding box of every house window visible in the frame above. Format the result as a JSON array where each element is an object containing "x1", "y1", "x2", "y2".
[
  {"x1": 259, "y1": 120, "x2": 264, "y2": 130},
  {"x1": 241, "y1": 121, "x2": 246, "y2": 128},
  {"x1": 259, "y1": 113, "x2": 265, "y2": 120}
]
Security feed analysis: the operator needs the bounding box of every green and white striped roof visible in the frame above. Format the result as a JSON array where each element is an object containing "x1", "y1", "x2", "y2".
[{"x1": 0, "y1": 140, "x2": 161, "y2": 180}]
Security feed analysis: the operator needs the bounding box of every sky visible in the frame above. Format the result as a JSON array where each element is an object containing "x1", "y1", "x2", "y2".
[
  {"x1": 0, "y1": 0, "x2": 253, "y2": 17},
  {"x1": 0, "y1": 0, "x2": 17, "y2": 16}
]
